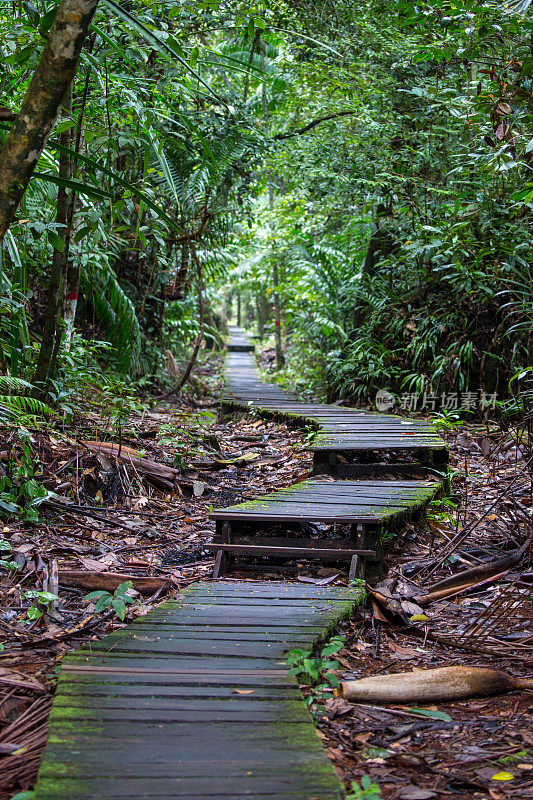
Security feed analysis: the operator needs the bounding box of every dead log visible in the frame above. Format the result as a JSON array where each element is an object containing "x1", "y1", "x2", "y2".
[
  {"x1": 59, "y1": 570, "x2": 167, "y2": 595},
  {"x1": 425, "y1": 539, "x2": 531, "y2": 594},
  {"x1": 336, "y1": 666, "x2": 533, "y2": 704},
  {"x1": 82, "y1": 440, "x2": 180, "y2": 481}
]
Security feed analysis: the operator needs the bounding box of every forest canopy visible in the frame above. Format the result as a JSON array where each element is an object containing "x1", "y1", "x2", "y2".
[{"x1": 0, "y1": 0, "x2": 532, "y2": 415}]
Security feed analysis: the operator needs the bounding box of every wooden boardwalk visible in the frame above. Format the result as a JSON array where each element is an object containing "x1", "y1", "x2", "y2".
[
  {"x1": 35, "y1": 582, "x2": 356, "y2": 799},
  {"x1": 34, "y1": 326, "x2": 446, "y2": 800},
  {"x1": 212, "y1": 327, "x2": 444, "y2": 577},
  {"x1": 224, "y1": 331, "x2": 447, "y2": 472}
]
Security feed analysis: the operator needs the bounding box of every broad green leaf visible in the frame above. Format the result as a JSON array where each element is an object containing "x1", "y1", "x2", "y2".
[
  {"x1": 56, "y1": 120, "x2": 75, "y2": 134},
  {"x1": 112, "y1": 597, "x2": 127, "y2": 620},
  {"x1": 407, "y1": 708, "x2": 453, "y2": 722},
  {"x1": 47, "y1": 231, "x2": 66, "y2": 252}
]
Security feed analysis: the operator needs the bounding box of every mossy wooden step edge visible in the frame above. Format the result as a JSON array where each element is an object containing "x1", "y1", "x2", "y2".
[{"x1": 210, "y1": 480, "x2": 440, "y2": 523}]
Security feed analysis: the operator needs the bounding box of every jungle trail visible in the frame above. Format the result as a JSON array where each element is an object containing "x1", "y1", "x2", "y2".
[{"x1": 1, "y1": 2, "x2": 533, "y2": 799}]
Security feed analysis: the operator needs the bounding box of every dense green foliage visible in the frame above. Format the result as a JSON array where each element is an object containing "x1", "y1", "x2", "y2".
[
  {"x1": 0, "y1": 0, "x2": 532, "y2": 415},
  {"x1": 233, "y1": 0, "x2": 533, "y2": 413}
]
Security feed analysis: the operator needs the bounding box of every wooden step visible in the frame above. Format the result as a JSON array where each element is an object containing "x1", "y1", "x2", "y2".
[{"x1": 34, "y1": 580, "x2": 356, "y2": 800}]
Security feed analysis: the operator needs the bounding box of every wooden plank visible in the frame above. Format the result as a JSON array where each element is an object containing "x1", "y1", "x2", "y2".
[
  {"x1": 39, "y1": 780, "x2": 339, "y2": 798},
  {"x1": 265, "y1": 486, "x2": 436, "y2": 497},
  {"x1": 311, "y1": 441, "x2": 445, "y2": 451},
  {"x1": 55, "y1": 683, "x2": 303, "y2": 699},
  {"x1": 35, "y1": 576, "x2": 353, "y2": 800},
  {"x1": 205, "y1": 543, "x2": 374, "y2": 559},
  {"x1": 237, "y1": 494, "x2": 423, "y2": 507},
  {"x1": 210, "y1": 502, "x2": 399, "y2": 521}
]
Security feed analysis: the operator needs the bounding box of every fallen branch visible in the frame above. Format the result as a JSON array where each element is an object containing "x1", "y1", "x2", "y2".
[
  {"x1": 425, "y1": 538, "x2": 531, "y2": 593},
  {"x1": 336, "y1": 666, "x2": 533, "y2": 704},
  {"x1": 58, "y1": 570, "x2": 168, "y2": 595},
  {"x1": 82, "y1": 440, "x2": 180, "y2": 481},
  {"x1": 421, "y1": 454, "x2": 533, "y2": 582},
  {"x1": 414, "y1": 570, "x2": 510, "y2": 607},
  {"x1": 45, "y1": 500, "x2": 146, "y2": 532}
]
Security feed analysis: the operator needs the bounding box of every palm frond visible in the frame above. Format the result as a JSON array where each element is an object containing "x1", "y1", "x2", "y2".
[
  {"x1": 101, "y1": 0, "x2": 225, "y2": 104},
  {"x1": 499, "y1": 0, "x2": 533, "y2": 12},
  {"x1": 82, "y1": 257, "x2": 141, "y2": 372},
  {"x1": 0, "y1": 376, "x2": 33, "y2": 392}
]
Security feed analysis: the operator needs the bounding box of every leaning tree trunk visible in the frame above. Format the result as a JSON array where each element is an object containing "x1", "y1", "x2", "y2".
[{"x1": 0, "y1": 0, "x2": 100, "y2": 240}]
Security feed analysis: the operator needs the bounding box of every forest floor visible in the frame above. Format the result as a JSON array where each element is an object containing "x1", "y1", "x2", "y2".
[
  {"x1": 305, "y1": 423, "x2": 533, "y2": 800},
  {"x1": 0, "y1": 353, "x2": 532, "y2": 800}
]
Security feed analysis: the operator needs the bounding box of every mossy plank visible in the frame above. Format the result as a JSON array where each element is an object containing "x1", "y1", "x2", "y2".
[{"x1": 35, "y1": 579, "x2": 356, "y2": 800}]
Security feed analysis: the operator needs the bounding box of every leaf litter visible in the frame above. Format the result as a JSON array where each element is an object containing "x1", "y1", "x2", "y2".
[
  {"x1": 0, "y1": 366, "x2": 309, "y2": 799},
  {"x1": 298, "y1": 421, "x2": 533, "y2": 799}
]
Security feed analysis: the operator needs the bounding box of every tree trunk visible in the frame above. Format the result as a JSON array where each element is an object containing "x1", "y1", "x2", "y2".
[
  {"x1": 65, "y1": 53, "x2": 93, "y2": 351},
  {"x1": 33, "y1": 85, "x2": 74, "y2": 392},
  {"x1": 64, "y1": 202, "x2": 82, "y2": 351},
  {"x1": 255, "y1": 290, "x2": 269, "y2": 337},
  {"x1": 272, "y1": 254, "x2": 285, "y2": 369},
  {"x1": 261, "y1": 40, "x2": 284, "y2": 369},
  {"x1": 0, "y1": 0, "x2": 100, "y2": 241}
]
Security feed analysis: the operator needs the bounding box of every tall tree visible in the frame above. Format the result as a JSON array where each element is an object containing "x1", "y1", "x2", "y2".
[{"x1": 0, "y1": 0, "x2": 99, "y2": 240}]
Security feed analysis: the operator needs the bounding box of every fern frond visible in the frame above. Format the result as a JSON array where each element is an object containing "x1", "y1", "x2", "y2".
[
  {"x1": 83, "y1": 257, "x2": 141, "y2": 372},
  {"x1": 0, "y1": 376, "x2": 33, "y2": 392},
  {"x1": 0, "y1": 395, "x2": 54, "y2": 418}
]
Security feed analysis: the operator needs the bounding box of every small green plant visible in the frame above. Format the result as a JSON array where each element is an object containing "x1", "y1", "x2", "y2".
[
  {"x1": 0, "y1": 536, "x2": 21, "y2": 572},
  {"x1": 100, "y1": 377, "x2": 149, "y2": 439},
  {"x1": 431, "y1": 409, "x2": 464, "y2": 432},
  {"x1": 84, "y1": 580, "x2": 135, "y2": 620},
  {"x1": 426, "y1": 496, "x2": 457, "y2": 526},
  {"x1": 287, "y1": 634, "x2": 345, "y2": 688},
  {"x1": 0, "y1": 428, "x2": 54, "y2": 521},
  {"x1": 346, "y1": 775, "x2": 382, "y2": 800},
  {"x1": 48, "y1": 335, "x2": 112, "y2": 419},
  {"x1": 24, "y1": 590, "x2": 59, "y2": 620}
]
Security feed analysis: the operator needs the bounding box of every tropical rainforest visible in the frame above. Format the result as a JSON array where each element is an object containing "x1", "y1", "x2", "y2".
[
  {"x1": 0, "y1": 0, "x2": 533, "y2": 798},
  {"x1": 1, "y1": 0, "x2": 532, "y2": 411}
]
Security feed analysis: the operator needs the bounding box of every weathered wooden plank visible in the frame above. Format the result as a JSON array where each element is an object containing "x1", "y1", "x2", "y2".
[
  {"x1": 36, "y1": 776, "x2": 343, "y2": 800},
  {"x1": 55, "y1": 683, "x2": 303, "y2": 699},
  {"x1": 184, "y1": 584, "x2": 358, "y2": 599},
  {"x1": 210, "y1": 502, "x2": 399, "y2": 521},
  {"x1": 236, "y1": 494, "x2": 422, "y2": 507},
  {"x1": 72, "y1": 638, "x2": 309, "y2": 659},
  {"x1": 205, "y1": 542, "x2": 373, "y2": 560},
  {"x1": 35, "y1": 575, "x2": 353, "y2": 800},
  {"x1": 48, "y1": 703, "x2": 313, "y2": 724}
]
